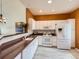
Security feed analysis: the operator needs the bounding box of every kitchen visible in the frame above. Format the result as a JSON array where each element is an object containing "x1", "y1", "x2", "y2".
[
  {"x1": 0, "y1": 0, "x2": 79, "y2": 59},
  {"x1": 28, "y1": 18, "x2": 75, "y2": 48}
]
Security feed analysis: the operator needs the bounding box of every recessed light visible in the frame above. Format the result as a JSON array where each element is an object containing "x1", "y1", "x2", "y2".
[
  {"x1": 39, "y1": 10, "x2": 42, "y2": 12},
  {"x1": 48, "y1": 0, "x2": 52, "y2": 4},
  {"x1": 69, "y1": 0, "x2": 73, "y2": 2},
  {"x1": 52, "y1": 10, "x2": 55, "y2": 12}
]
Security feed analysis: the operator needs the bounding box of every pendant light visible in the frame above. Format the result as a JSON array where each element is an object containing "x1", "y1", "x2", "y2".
[
  {"x1": 0, "y1": 0, "x2": 6, "y2": 23},
  {"x1": 48, "y1": 0, "x2": 52, "y2": 4}
]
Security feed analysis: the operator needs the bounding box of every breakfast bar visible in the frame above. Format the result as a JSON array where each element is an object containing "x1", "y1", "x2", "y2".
[{"x1": 0, "y1": 33, "x2": 38, "y2": 59}]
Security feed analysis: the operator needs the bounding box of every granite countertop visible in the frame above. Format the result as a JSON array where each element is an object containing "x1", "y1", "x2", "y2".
[
  {"x1": 0, "y1": 34, "x2": 37, "y2": 59},
  {"x1": 0, "y1": 33, "x2": 27, "y2": 39},
  {"x1": 0, "y1": 32, "x2": 32, "y2": 45}
]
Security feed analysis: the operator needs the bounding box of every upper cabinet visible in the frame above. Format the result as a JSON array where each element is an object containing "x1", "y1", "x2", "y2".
[
  {"x1": 32, "y1": 20, "x2": 66, "y2": 30},
  {"x1": 35, "y1": 21, "x2": 55, "y2": 30},
  {"x1": 28, "y1": 18, "x2": 36, "y2": 32}
]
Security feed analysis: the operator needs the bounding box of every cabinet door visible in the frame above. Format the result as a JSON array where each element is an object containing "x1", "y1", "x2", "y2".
[
  {"x1": 37, "y1": 36, "x2": 43, "y2": 45},
  {"x1": 23, "y1": 39, "x2": 38, "y2": 59},
  {"x1": 52, "y1": 37, "x2": 57, "y2": 46},
  {"x1": 23, "y1": 42, "x2": 32, "y2": 59},
  {"x1": 31, "y1": 39, "x2": 38, "y2": 58}
]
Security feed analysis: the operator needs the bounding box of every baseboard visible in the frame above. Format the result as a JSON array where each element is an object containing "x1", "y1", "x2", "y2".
[
  {"x1": 39, "y1": 45, "x2": 75, "y2": 49},
  {"x1": 38, "y1": 45, "x2": 57, "y2": 48}
]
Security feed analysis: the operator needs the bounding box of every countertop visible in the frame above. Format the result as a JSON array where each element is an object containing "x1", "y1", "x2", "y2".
[
  {"x1": 0, "y1": 34, "x2": 37, "y2": 59},
  {"x1": 0, "y1": 32, "x2": 32, "y2": 45}
]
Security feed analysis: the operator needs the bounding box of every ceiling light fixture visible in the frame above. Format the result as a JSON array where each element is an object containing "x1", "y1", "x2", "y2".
[
  {"x1": 48, "y1": 0, "x2": 52, "y2": 4},
  {"x1": 52, "y1": 9, "x2": 55, "y2": 12},
  {"x1": 69, "y1": 0, "x2": 73, "y2": 2},
  {"x1": 0, "y1": 0, "x2": 6, "y2": 23},
  {"x1": 39, "y1": 10, "x2": 42, "y2": 12}
]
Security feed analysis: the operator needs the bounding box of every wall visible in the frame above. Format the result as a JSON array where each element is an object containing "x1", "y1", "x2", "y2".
[
  {"x1": 26, "y1": 8, "x2": 79, "y2": 48},
  {"x1": 73, "y1": 9, "x2": 79, "y2": 48},
  {"x1": 0, "y1": 0, "x2": 26, "y2": 35},
  {"x1": 0, "y1": 0, "x2": 2, "y2": 14},
  {"x1": 26, "y1": 8, "x2": 34, "y2": 32},
  {"x1": 26, "y1": 8, "x2": 34, "y2": 23}
]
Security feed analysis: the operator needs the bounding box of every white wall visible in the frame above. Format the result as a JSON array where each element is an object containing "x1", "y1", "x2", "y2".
[
  {"x1": 0, "y1": 0, "x2": 26, "y2": 35},
  {"x1": 0, "y1": 0, "x2": 1, "y2": 14}
]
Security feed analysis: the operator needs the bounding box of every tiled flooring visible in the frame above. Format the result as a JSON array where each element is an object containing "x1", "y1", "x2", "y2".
[
  {"x1": 70, "y1": 49, "x2": 79, "y2": 59},
  {"x1": 33, "y1": 46, "x2": 79, "y2": 59}
]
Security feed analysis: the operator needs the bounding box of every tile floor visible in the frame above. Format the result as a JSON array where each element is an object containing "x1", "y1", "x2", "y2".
[
  {"x1": 70, "y1": 49, "x2": 79, "y2": 59},
  {"x1": 33, "y1": 46, "x2": 79, "y2": 59}
]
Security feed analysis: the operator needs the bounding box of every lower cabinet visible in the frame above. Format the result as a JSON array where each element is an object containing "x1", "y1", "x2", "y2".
[
  {"x1": 52, "y1": 37, "x2": 57, "y2": 46},
  {"x1": 37, "y1": 36, "x2": 43, "y2": 45},
  {"x1": 23, "y1": 39, "x2": 38, "y2": 59},
  {"x1": 15, "y1": 38, "x2": 38, "y2": 59}
]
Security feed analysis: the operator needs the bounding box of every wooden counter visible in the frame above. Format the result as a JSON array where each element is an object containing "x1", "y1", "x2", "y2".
[{"x1": 0, "y1": 33, "x2": 37, "y2": 59}]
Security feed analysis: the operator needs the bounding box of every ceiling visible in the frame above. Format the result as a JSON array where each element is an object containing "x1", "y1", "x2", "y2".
[{"x1": 20, "y1": 0, "x2": 79, "y2": 15}]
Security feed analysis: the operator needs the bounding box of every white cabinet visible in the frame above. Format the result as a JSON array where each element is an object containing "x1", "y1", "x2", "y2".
[
  {"x1": 15, "y1": 53, "x2": 21, "y2": 59},
  {"x1": 23, "y1": 43, "x2": 32, "y2": 59},
  {"x1": 23, "y1": 38, "x2": 38, "y2": 59},
  {"x1": 35, "y1": 21, "x2": 56, "y2": 30},
  {"x1": 32, "y1": 18, "x2": 36, "y2": 30},
  {"x1": 33, "y1": 20, "x2": 66, "y2": 30},
  {"x1": 28, "y1": 18, "x2": 36, "y2": 32},
  {"x1": 52, "y1": 37, "x2": 57, "y2": 46},
  {"x1": 37, "y1": 36, "x2": 43, "y2": 45}
]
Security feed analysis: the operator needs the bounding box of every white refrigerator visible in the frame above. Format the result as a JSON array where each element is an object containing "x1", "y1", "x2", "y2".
[{"x1": 57, "y1": 20, "x2": 72, "y2": 49}]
